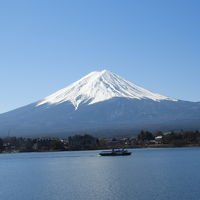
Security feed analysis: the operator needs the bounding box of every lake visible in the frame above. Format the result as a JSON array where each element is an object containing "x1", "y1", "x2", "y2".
[{"x1": 0, "y1": 147, "x2": 200, "y2": 200}]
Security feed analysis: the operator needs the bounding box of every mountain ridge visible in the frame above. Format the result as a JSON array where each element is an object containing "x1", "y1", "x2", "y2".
[
  {"x1": 37, "y1": 70, "x2": 177, "y2": 110},
  {"x1": 0, "y1": 70, "x2": 199, "y2": 138}
]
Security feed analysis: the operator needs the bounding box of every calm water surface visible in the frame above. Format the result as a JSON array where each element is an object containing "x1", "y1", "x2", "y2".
[{"x1": 0, "y1": 148, "x2": 200, "y2": 200}]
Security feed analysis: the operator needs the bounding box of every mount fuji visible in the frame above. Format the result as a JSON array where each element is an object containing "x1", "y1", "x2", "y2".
[{"x1": 0, "y1": 70, "x2": 200, "y2": 137}]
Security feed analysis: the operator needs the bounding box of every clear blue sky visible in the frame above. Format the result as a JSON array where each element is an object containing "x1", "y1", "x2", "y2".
[{"x1": 0, "y1": 0, "x2": 200, "y2": 114}]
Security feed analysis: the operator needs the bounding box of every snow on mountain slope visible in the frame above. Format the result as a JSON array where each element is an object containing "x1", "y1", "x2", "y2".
[
  {"x1": 0, "y1": 70, "x2": 199, "y2": 138},
  {"x1": 37, "y1": 70, "x2": 177, "y2": 109}
]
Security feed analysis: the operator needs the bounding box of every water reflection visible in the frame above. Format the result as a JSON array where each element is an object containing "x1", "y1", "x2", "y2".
[{"x1": 0, "y1": 148, "x2": 200, "y2": 200}]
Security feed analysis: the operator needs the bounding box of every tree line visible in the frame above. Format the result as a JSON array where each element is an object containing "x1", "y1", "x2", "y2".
[{"x1": 0, "y1": 130, "x2": 200, "y2": 153}]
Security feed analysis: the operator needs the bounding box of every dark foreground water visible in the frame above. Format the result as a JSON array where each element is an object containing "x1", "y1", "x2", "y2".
[{"x1": 0, "y1": 148, "x2": 200, "y2": 200}]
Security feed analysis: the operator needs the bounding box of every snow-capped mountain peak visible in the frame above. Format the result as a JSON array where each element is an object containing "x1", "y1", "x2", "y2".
[{"x1": 37, "y1": 70, "x2": 177, "y2": 109}]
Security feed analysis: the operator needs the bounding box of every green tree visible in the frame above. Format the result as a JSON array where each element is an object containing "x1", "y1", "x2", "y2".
[{"x1": 0, "y1": 138, "x2": 4, "y2": 152}]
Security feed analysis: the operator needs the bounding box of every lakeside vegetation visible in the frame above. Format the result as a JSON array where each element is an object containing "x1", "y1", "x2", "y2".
[{"x1": 0, "y1": 130, "x2": 200, "y2": 153}]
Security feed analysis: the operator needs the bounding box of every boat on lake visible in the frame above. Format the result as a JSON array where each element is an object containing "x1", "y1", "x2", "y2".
[{"x1": 99, "y1": 148, "x2": 131, "y2": 156}]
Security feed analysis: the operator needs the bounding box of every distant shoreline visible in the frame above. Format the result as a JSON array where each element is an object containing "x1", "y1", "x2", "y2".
[
  {"x1": 1, "y1": 131, "x2": 200, "y2": 154},
  {"x1": 1, "y1": 144, "x2": 200, "y2": 155}
]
